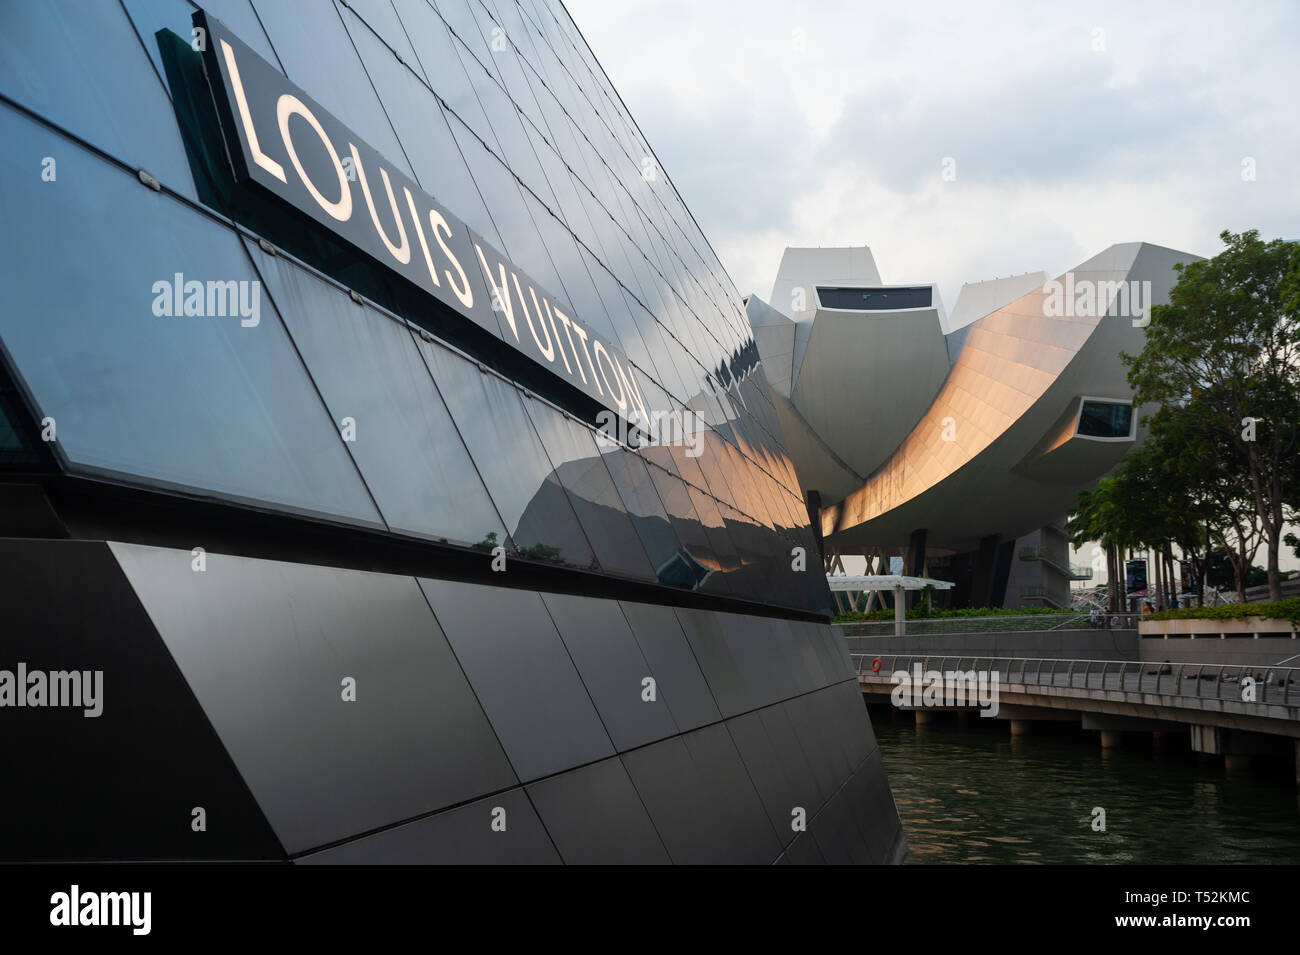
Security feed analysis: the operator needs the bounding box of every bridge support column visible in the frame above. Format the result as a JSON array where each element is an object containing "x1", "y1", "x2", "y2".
[
  {"x1": 1009, "y1": 719, "x2": 1032, "y2": 736},
  {"x1": 1099, "y1": 731, "x2": 1124, "y2": 749},
  {"x1": 1190, "y1": 724, "x2": 1225, "y2": 755},
  {"x1": 1191, "y1": 725, "x2": 1290, "y2": 771},
  {"x1": 1296, "y1": 740, "x2": 1300, "y2": 785},
  {"x1": 914, "y1": 710, "x2": 935, "y2": 725}
]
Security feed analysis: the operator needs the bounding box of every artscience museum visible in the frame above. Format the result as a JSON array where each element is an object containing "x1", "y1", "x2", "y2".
[{"x1": 746, "y1": 242, "x2": 1199, "y2": 611}]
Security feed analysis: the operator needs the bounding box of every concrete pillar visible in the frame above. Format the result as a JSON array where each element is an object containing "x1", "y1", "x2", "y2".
[
  {"x1": 893, "y1": 585, "x2": 904, "y2": 636},
  {"x1": 1225, "y1": 754, "x2": 1251, "y2": 773},
  {"x1": 914, "y1": 710, "x2": 934, "y2": 725},
  {"x1": 1010, "y1": 719, "x2": 1032, "y2": 736},
  {"x1": 1295, "y1": 740, "x2": 1300, "y2": 785},
  {"x1": 1100, "y1": 731, "x2": 1125, "y2": 749},
  {"x1": 1190, "y1": 724, "x2": 1224, "y2": 755},
  {"x1": 906, "y1": 528, "x2": 927, "y2": 609},
  {"x1": 971, "y1": 534, "x2": 1001, "y2": 609}
]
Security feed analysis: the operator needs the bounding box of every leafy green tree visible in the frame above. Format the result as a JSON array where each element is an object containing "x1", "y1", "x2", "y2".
[
  {"x1": 1134, "y1": 398, "x2": 1261, "y2": 601},
  {"x1": 1124, "y1": 230, "x2": 1300, "y2": 600},
  {"x1": 1067, "y1": 480, "x2": 1134, "y2": 611}
]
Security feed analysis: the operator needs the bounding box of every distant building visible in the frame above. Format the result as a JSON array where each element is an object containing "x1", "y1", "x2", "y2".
[{"x1": 748, "y1": 243, "x2": 1199, "y2": 610}]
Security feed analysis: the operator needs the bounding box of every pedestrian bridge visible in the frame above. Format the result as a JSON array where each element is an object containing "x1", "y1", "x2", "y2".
[{"x1": 854, "y1": 652, "x2": 1300, "y2": 775}]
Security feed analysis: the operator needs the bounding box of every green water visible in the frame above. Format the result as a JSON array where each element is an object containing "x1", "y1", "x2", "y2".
[{"x1": 870, "y1": 710, "x2": 1300, "y2": 864}]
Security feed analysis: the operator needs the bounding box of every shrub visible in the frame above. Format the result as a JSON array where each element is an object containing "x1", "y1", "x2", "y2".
[{"x1": 1147, "y1": 597, "x2": 1300, "y2": 628}]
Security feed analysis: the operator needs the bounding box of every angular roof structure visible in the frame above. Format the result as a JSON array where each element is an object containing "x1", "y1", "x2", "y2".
[{"x1": 748, "y1": 242, "x2": 1201, "y2": 554}]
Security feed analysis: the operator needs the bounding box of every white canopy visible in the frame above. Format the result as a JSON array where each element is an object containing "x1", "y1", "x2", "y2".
[
  {"x1": 826, "y1": 574, "x2": 954, "y2": 635},
  {"x1": 826, "y1": 575, "x2": 954, "y2": 591}
]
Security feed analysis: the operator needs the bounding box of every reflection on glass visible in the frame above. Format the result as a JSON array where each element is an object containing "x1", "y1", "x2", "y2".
[
  {"x1": 250, "y1": 242, "x2": 510, "y2": 548},
  {"x1": 416, "y1": 336, "x2": 596, "y2": 567},
  {"x1": 1078, "y1": 400, "x2": 1133, "y2": 438},
  {"x1": 523, "y1": 396, "x2": 655, "y2": 581},
  {"x1": 0, "y1": 111, "x2": 382, "y2": 525},
  {"x1": 596, "y1": 436, "x2": 693, "y2": 588}
]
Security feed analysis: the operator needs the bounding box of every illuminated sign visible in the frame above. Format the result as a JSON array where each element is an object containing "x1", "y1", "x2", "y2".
[{"x1": 194, "y1": 10, "x2": 651, "y2": 430}]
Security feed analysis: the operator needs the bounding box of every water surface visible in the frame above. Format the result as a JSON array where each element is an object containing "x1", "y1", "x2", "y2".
[{"x1": 871, "y1": 710, "x2": 1300, "y2": 864}]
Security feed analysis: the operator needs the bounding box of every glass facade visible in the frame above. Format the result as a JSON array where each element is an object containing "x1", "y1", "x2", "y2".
[
  {"x1": 817, "y1": 286, "x2": 934, "y2": 310},
  {"x1": 0, "y1": 0, "x2": 904, "y2": 865},
  {"x1": 0, "y1": 0, "x2": 828, "y2": 616}
]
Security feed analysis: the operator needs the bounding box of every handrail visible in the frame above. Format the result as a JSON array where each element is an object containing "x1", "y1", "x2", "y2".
[
  {"x1": 851, "y1": 653, "x2": 1300, "y2": 707},
  {"x1": 836, "y1": 612, "x2": 1145, "y2": 637}
]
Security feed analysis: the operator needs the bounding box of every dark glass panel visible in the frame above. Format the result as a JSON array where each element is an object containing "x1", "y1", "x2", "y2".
[
  {"x1": 416, "y1": 337, "x2": 596, "y2": 568},
  {"x1": 0, "y1": 111, "x2": 381, "y2": 525},
  {"x1": 248, "y1": 242, "x2": 509, "y2": 548},
  {"x1": 525, "y1": 757, "x2": 670, "y2": 864},
  {"x1": 616, "y1": 600, "x2": 719, "y2": 731},
  {"x1": 0, "y1": 0, "x2": 198, "y2": 201},
  {"x1": 250, "y1": 0, "x2": 415, "y2": 178},
  {"x1": 454, "y1": 38, "x2": 558, "y2": 210},
  {"x1": 645, "y1": 465, "x2": 731, "y2": 597},
  {"x1": 419, "y1": 577, "x2": 615, "y2": 780},
  {"x1": 298, "y1": 789, "x2": 558, "y2": 863},
  {"x1": 595, "y1": 435, "x2": 687, "y2": 588},
  {"x1": 447, "y1": 116, "x2": 570, "y2": 307},
  {"x1": 519, "y1": 190, "x2": 619, "y2": 344},
  {"x1": 1078, "y1": 400, "x2": 1133, "y2": 438},
  {"x1": 342, "y1": 4, "x2": 506, "y2": 254},
  {"x1": 686, "y1": 486, "x2": 742, "y2": 584},
  {"x1": 539, "y1": 592, "x2": 677, "y2": 751},
  {"x1": 114, "y1": 544, "x2": 517, "y2": 854},
  {"x1": 817, "y1": 285, "x2": 932, "y2": 310},
  {"x1": 522, "y1": 396, "x2": 654, "y2": 580},
  {"x1": 432, "y1": 0, "x2": 502, "y2": 80},
  {"x1": 340, "y1": 0, "x2": 422, "y2": 72},
  {"x1": 394, "y1": 0, "x2": 500, "y2": 149}
]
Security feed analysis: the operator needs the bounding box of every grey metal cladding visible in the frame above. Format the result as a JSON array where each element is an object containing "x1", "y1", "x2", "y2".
[
  {"x1": 672, "y1": 607, "x2": 754, "y2": 717},
  {"x1": 297, "y1": 789, "x2": 559, "y2": 864},
  {"x1": 617, "y1": 600, "x2": 721, "y2": 732},
  {"x1": 526, "y1": 756, "x2": 671, "y2": 864},
  {"x1": 620, "y1": 736, "x2": 727, "y2": 864},
  {"x1": 419, "y1": 577, "x2": 615, "y2": 781},
  {"x1": 678, "y1": 722, "x2": 783, "y2": 864},
  {"x1": 540, "y1": 591, "x2": 678, "y2": 751},
  {"x1": 725, "y1": 709, "x2": 818, "y2": 848},
  {"x1": 110, "y1": 542, "x2": 517, "y2": 854},
  {"x1": 0, "y1": 540, "x2": 282, "y2": 861}
]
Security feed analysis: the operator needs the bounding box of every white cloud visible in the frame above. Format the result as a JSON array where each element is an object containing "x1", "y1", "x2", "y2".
[{"x1": 566, "y1": 0, "x2": 1300, "y2": 308}]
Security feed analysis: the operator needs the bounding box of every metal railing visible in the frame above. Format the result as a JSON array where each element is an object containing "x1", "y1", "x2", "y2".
[
  {"x1": 852, "y1": 653, "x2": 1300, "y2": 708},
  {"x1": 1018, "y1": 546, "x2": 1093, "y2": 580},
  {"x1": 837, "y1": 613, "x2": 1097, "y2": 637}
]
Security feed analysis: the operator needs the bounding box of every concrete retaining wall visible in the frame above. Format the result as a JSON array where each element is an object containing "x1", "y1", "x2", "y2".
[
  {"x1": 845, "y1": 629, "x2": 1139, "y2": 660},
  {"x1": 1138, "y1": 634, "x2": 1300, "y2": 669}
]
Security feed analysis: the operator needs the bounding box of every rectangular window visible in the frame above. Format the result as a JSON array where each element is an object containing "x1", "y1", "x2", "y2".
[{"x1": 1077, "y1": 401, "x2": 1133, "y2": 438}]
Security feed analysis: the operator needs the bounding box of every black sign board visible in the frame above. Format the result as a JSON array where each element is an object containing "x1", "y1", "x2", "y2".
[{"x1": 194, "y1": 10, "x2": 652, "y2": 431}]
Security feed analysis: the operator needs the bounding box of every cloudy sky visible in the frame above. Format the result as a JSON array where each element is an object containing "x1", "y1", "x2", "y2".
[{"x1": 566, "y1": 0, "x2": 1300, "y2": 318}]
